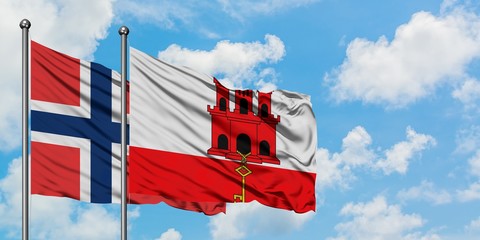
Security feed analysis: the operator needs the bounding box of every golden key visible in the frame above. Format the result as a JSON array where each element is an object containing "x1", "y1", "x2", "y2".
[{"x1": 233, "y1": 151, "x2": 252, "y2": 203}]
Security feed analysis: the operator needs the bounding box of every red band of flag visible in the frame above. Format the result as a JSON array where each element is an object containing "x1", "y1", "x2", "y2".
[{"x1": 129, "y1": 146, "x2": 316, "y2": 213}]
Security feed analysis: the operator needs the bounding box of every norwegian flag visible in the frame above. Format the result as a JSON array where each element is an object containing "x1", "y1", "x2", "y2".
[{"x1": 30, "y1": 41, "x2": 124, "y2": 203}]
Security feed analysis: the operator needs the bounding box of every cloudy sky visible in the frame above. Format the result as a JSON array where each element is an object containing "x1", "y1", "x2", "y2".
[{"x1": 1, "y1": 0, "x2": 480, "y2": 239}]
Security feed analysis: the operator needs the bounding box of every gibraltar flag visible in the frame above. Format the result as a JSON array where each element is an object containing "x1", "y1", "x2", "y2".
[{"x1": 129, "y1": 48, "x2": 317, "y2": 213}]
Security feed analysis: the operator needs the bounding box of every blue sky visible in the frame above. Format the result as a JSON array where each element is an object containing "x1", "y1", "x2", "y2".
[{"x1": 1, "y1": 0, "x2": 480, "y2": 239}]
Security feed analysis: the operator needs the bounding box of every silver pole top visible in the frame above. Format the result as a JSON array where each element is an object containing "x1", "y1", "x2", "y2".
[
  {"x1": 19, "y1": 19, "x2": 31, "y2": 29},
  {"x1": 118, "y1": 26, "x2": 129, "y2": 36}
]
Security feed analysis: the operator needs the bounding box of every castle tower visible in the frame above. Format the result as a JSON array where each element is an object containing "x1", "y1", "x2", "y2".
[
  {"x1": 207, "y1": 79, "x2": 280, "y2": 165},
  {"x1": 207, "y1": 78, "x2": 230, "y2": 156}
]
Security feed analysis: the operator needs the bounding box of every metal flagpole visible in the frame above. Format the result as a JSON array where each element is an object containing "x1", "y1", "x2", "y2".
[
  {"x1": 119, "y1": 25, "x2": 129, "y2": 240},
  {"x1": 20, "y1": 18, "x2": 31, "y2": 240}
]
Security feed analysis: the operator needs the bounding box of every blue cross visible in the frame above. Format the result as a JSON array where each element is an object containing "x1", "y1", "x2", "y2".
[{"x1": 32, "y1": 62, "x2": 122, "y2": 203}]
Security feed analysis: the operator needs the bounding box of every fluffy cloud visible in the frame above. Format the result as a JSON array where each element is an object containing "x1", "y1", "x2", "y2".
[
  {"x1": 0, "y1": 0, "x2": 114, "y2": 151},
  {"x1": 455, "y1": 125, "x2": 480, "y2": 154},
  {"x1": 155, "y1": 228, "x2": 182, "y2": 240},
  {"x1": 452, "y1": 78, "x2": 480, "y2": 111},
  {"x1": 375, "y1": 127, "x2": 436, "y2": 175},
  {"x1": 456, "y1": 150, "x2": 480, "y2": 202},
  {"x1": 468, "y1": 150, "x2": 480, "y2": 178},
  {"x1": 338, "y1": 126, "x2": 376, "y2": 167},
  {"x1": 1, "y1": 0, "x2": 114, "y2": 60},
  {"x1": 396, "y1": 180, "x2": 452, "y2": 205},
  {"x1": 328, "y1": 196, "x2": 435, "y2": 240},
  {"x1": 465, "y1": 217, "x2": 480, "y2": 233},
  {"x1": 0, "y1": 158, "x2": 119, "y2": 239},
  {"x1": 209, "y1": 202, "x2": 314, "y2": 240},
  {"x1": 31, "y1": 202, "x2": 119, "y2": 240},
  {"x1": 316, "y1": 126, "x2": 375, "y2": 190},
  {"x1": 158, "y1": 34, "x2": 285, "y2": 90},
  {"x1": 326, "y1": 7, "x2": 480, "y2": 108},
  {"x1": 316, "y1": 126, "x2": 436, "y2": 190},
  {"x1": 457, "y1": 182, "x2": 480, "y2": 202}
]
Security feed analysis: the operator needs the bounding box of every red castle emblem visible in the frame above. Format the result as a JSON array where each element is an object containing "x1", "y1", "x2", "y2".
[{"x1": 207, "y1": 78, "x2": 281, "y2": 165}]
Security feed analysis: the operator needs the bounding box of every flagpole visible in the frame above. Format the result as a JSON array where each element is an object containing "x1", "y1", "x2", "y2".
[
  {"x1": 20, "y1": 18, "x2": 31, "y2": 240},
  {"x1": 119, "y1": 25, "x2": 129, "y2": 240}
]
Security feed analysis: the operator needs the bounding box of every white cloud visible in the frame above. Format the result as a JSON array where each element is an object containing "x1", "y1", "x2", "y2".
[
  {"x1": 217, "y1": 0, "x2": 319, "y2": 21},
  {"x1": 375, "y1": 127, "x2": 436, "y2": 175},
  {"x1": 33, "y1": 202, "x2": 119, "y2": 240},
  {"x1": 126, "y1": 206, "x2": 141, "y2": 233},
  {"x1": 158, "y1": 34, "x2": 285, "y2": 90},
  {"x1": 316, "y1": 126, "x2": 436, "y2": 190},
  {"x1": 128, "y1": 206, "x2": 141, "y2": 219},
  {"x1": 158, "y1": 34, "x2": 285, "y2": 87},
  {"x1": 434, "y1": 216, "x2": 480, "y2": 240},
  {"x1": 455, "y1": 125, "x2": 480, "y2": 154},
  {"x1": 116, "y1": 0, "x2": 320, "y2": 39},
  {"x1": 155, "y1": 228, "x2": 182, "y2": 240},
  {"x1": 116, "y1": 1, "x2": 319, "y2": 38},
  {"x1": 4, "y1": 0, "x2": 114, "y2": 60},
  {"x1": 457, "y1": 182, "x2": 480, "y2": 202},
  {"x1": 452, "y1": 78, "x2": 480, "y2": 111},
  {"x1": 0, "y1": 0, "x2": 114, "y2": 151},
  {"x1": 254, "y1": 68, "x2": 279, "y2": 92},
  {"x1": 115, "y1": 0, "x2": 194, "y2": 29},
  {"x1": 209, "y1": 202, "x2": 314, "y2": 240},
  {"x1": 468, "y1": 150, "x2": 480, "y2": 177},
  {"x1": 315, "y1": 148, "x2": 352, "y2": 190},
  {"x1": 403, "y1": 232, "x2": 442, "y2": 240},
  {"x1": 0, "y1": 158, "x2": 23, "y2": 232},
  {"x1": 339, "y1": 126, "x2": 376, "y2": 167},
  {"x1": 465, "y1": 216, "x2": 480, "y2": 233},
  {"x1": 328, "y1": 196, "x2": 431, "y2": 240},
  {"x1": 397, "y1": 180, "x2": 452, "y2": 205},
  {"x1": 316, "y1": 126, "x2": 375, "y2": 190},
  {"x1": 440, "y1": 0, "x2": 460, "y2": 13},
  {"x1": 456, "y1": 147, "x2": 480, "y2": 202},
  {"x1": 0, "y1": 158, "x2": 120, "y2": 239},
  {"x1": 326, "y1": 7, "x2": 480, "y2": 108}
]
